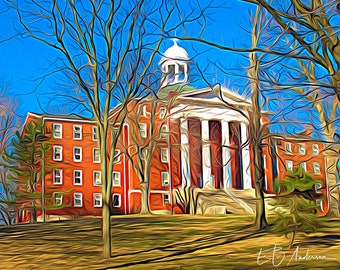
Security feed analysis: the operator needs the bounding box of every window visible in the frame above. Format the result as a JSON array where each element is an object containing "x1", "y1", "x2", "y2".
[
  {"x1": 112, "y1": 194, "x2": 121, "y2": 208},
  {"x1": 139, "y1": 123, "x2": 147, "y2": 138},
  {"x1": 53, "y1": 169, "x2": 62, "y2": 184},
  {"x1": 160, "y1": 125, "x2": 168, "y2": 139},
  {"x1": 312, "y1": 144, "x2": 319, "y2": 155},
  {"x1": 74, "y1": 193, "x2": 83, "y2": 207},
  {"x1": 114, "y1": 149, "x2": 121, "y2": 163},
  {"x1": 315, "y1": 183, "x2": 322, "y2": 193},
  {"x1": 299, "y1": 144, "x2": 306, "y2": 155},
  {"x1": 73, "y1": 125, "x2": 82, "y2": 140},
  {"x1": 285, "y1": 142, "x2": 292, "y2": 154},
  {"x1": 92, "y1": 126, "x2": 98, "y2": 141},
  {"x1": 161, "y1": 148, "x2": 169, "y2": 162},
  {"x1": 163, "y1": 193, "x2": 170, "y2": 205},
  {"x1": 93, "y1": 171, "x2": 102, "y2": 186},
  {"x1": 300, "y1": 162, "x2": 307, "y2": 172},
  {"x1": 53, "y1": 124, "x2": 62, "y2": 138},
  {"x1": 93, "y1": 148, "x2": 100, "y2": 163},
  {"x1": 159, "y1": 107, "x2": 166, "y2": 119},
  {"x1": 286, "y1": 160, "x2": 293, "y2": 172},
  {"x1": 93, "y1": 193, "x2": 102, "y2": 207},
  {"x1": 162, "y1": 172, "x2": 169, "y2": 186},
  {"x1": 313, "y1": 162, "x2": 321, "y2": 174},
  {"x1": 141, "y1": 105, "x2": 148, "y2": 116},
  {"x1": 73, "y1": 147, "x2": 82, "y2": 162},
  {"x1": 113, "y1": 172, "x2": 121, "y2": 187},
  {"x1": 74, "y1": 170, "x2": 83, "y2": 185},
  {"x1": 53, "y1": 146, "x2": 62, "y2": 161},
  {"x1": 53, "y1": 193, "x2": 63, "y2": 206}
]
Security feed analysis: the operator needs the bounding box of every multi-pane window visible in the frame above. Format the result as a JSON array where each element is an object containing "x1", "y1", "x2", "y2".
[
  {"x1": 312, "y1": 144, "x2": 319, "y2": 155},
  {"x1": 299, "y1": 144, "x2": 306, "y2": 155},
  {"x1": 161, "y1": 148, "x2": 169, "y2": 162},
  {"x1": 53, "y1": 169, "x2": 62, "y2": 184},
  {"x1": 93, "y1": 148, "x2": 100, "y2": 163},
  {"x1": 159, "y1": 107, "x2": 166, "y2": 119},
  {"x1": 93, "y1": 171, "x2": 102, "y2": 186},
  {"x1": 139, "y1": 123, "x2": 147, "y2": 138},
  {"x1": 93, "y1": 193, "x2": 102, "y2": 207},
  {"x1": 300, "y1": 162, "x2": 307, "y2": 172},
  {"x1": 53, "y1": 124, "x2": 62, "y2": 138},
  {"x1": 112, "y1": 172, "x2": 121, "y2": 187},
  {"x1": 53, "y1": 146, "x2": 62, "y2": 161},
  {"x1": 163, "y1": 193, "x2": 170, "y2": 205},
  {"x1": 313, "y1": 162, "x2": 321, "y2": 174},
  {"x1": 74, "y1": 170, "x2": 83, "y2": 185},
  {"x1": 92, "y1": 126, "x2": 98, "y2": 141},
  {"x1": 73, "y1": 147, "x2": 82, "y2": 162},
  {"x1": 53, "y1": 193, "x2": 63, "y2": 206},
  {"x1": 162, "y1": 172, "x2": 169, "y2": 186},
  {"x1": 315, "y1": 183, "x2": 322, "y2": 193},
  {"x1": 73, "y1": 125, "x2": 82, "y2": 140},
  {"x1": 114, "y1": 149, "x2": 121, "y2": 163},
  {"x1": 74, "y1": 193, "x2": 83, "y2": 207},
  {"x1": 286, "y1": 160, "x2": 293, "y2": 172},
  {"x1": 285, "y1": 142, "x2": 292, "y2": 154},
  {"x1": 160, "y1": 125, "x2": 168, "y2": 139},
  {"x1": 112, "y1": 194, "x2": 121, "y2": 208}
]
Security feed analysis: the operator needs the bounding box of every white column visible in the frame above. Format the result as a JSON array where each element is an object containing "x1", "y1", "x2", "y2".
[
  {"x1": 241, "y1": 122, "x2": 251, "y2": 189},
  {"x1": 201, "y1": 120, "x2": 212, "y2": 188},
  {"x1": 180, "y1": 118, "x2": 190, "y2": 187},
  {"x1": 221, "y1": 120, "x2": 232, "y2": 188}
]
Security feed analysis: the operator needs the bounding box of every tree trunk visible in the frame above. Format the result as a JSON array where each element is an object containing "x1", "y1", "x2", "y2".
[
  {"x1": 289, "y1": 230, "x2": 296, "y2": 249},
  {"x1": 102, "y1": 198, "x2": 111, "y2": 258},
  {"x1": 140, "y1": 182, "x2": 151, "y2": 214}
]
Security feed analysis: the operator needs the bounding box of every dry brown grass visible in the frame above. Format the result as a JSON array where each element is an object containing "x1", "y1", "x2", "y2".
[{"x1": 0, "y1": 215, "x2": 339, "y2": 269}]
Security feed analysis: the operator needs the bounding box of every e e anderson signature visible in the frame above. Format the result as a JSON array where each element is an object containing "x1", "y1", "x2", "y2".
[{"x1": 257, "y1": 244, "x2": 337, "y2": 267}]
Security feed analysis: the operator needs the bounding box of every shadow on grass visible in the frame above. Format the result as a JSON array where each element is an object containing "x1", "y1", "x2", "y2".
[
  {"x1": 298, "y1": 234, "x2": 340, "y2": 247},
  {"x1": 104, "y1": 225, "x2": 265, "y2": 269}
]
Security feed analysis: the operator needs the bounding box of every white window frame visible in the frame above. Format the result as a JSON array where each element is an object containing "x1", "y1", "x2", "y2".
[
  {"x1": 53, "y1": 146, "x2": 63, "y2": 161},
  {"x1": 159, "y1": 107, "x2": 166, "y2": 119},
  {"x1": 93, "y1": 171, "x2": 102, "y2": 186},
  {"x1": 160, "y1": 125, "x2": 168, "y2": 139},
  {"x1": 93, "y1": 193, "x2": 102, "y2": 207},
  {"x1": 74, "y1": 193, "x2": 83, "y2": 207},
  {"x1": 313, "y1": 162, "x2": 321, "y2": 174},
  {"x1": 300, "y1": 162, "x2": 307, "y2": 172},
  {"x1": 114, "y1": 149, "x2": 121, "y2": 163},
  {"x1": 285, "y1": 142, "x2": 292, "y2": 154},
  {"x1": 92, "y1": 126, "x2": 98, "y2": 141},
  {"x1": 73, "y1": 125, "x2": 82, "y2": 140},
  {"x1": 162, "y1": 172, "x2": 169, "y2": 186},
  {"x1": 312, "y1": 144, "x2": 319, "y2": 155},
  {"x1": 161, "y1": 148, "x2": 169, "y2": 163},
  {"x1": 53, "y1": 123, "x2": 62, "y2": 139},
  {"x1": 299, "y1": 144, "x2": 306, "y2": 155},
  {"x1": 73, "y1": 147, "x2": 82, "y2": 162},
  {"x1": 112, "y1": 194, "x2": 121, "y2": 208},
  {"x1": 163, "y1": 193, "x2": 170, "y2": 205},
  {"x1": 93, "y1": 148, "x2": 100, "y2": 163},
  {"x1": 53, "y1": 192, "x2": 63, "y2": 206},
  {"x1": 73, "y1": 170, "x2": 83, "y2": 185},
  {"x1": 286, "y1": 160, "x2": 293, "y2": 172},
  {"x1": 112, "y1": 171, "x2": 121, "y2": 187},
  {"x1": 139, "y1": 123, "x2": 147, "y2": 138},
  {"x1": 53, "y1": 169, "x2": 63, "y2": 184}
]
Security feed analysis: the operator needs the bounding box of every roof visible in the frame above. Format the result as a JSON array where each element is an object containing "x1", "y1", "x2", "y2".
[
  {"x1": 26, "y1": 112, "x2": 96, "y2": 124},
  {"x1": 160, "y1": 40, "x2": 189, "y2": 64}
]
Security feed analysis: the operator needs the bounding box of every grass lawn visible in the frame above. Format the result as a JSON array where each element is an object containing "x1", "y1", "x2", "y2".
[{"x1": 0, "y1": 215, "x2": 339, "y2": 269}]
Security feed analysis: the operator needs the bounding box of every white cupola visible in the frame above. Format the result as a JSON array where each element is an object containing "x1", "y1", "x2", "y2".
[{"x1": 160, "y1": 39, "x2": 189, "y2": 87}]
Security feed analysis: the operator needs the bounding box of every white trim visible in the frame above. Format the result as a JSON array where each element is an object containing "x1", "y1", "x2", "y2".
[
  {"x1": 93, "y1": 148, "x2": 100, "y2": 163},
  {"x1": 114, "y1": 149, "x2": 121, "y2": 163},
  {"x1": 53, "y1": 192, "x2": 63, "y2": 206},
  {"x1": 241, "y1": 123, "x2": 251, "y2": 189},
  {"x1": 139, "y1": 123, "x2": 147, "y2": 138},
  {"x1": 313, "y1": 162, "x2": 321, "y2": 175},
  {"x1": 93, "y1": 170, "x2": 102, "y2": 186},
  {"x1": 93, "y1": 193, "x2": 102, "y2": 207},
  {"x1": 149, "y1": 190, "x2": 171, "y2": 194},
  {"x1": 202, "y1": 120, "x2": 212, "y2": 187},
  {"x1": 160, "y1": 124, "x2": 169, "y2": 139},
  {"x1": 73, "y1": 170, "x2": 83, "y2": 185},
  {"x1": 53, "y1": 123, "x2": 62, "y2": 139},
  {"x1": 161, "y1": 148, "x2": 169, "y2": 163},
  {"x1": 180, "y1": 118, "x2": 190, "y2": 187},
  {"x1": 112, "y1": 171, "x2": 121, "y2": 187},
  {"x1": 159, "y1": 107, "x2": 166, "y2": 119},
  {"x1": 92, "y1": 126, "x2": 98, "y2": 141},
  {"x1": 162, "y1": 193, "x2": 170, "y2": 205},
  {"x1": 73, "y1": 192, "x2": 83, "y2": 207},
  {"x1": 73, "y1": 125, "x2": 82, "y2": 140},
  {"x1": 53, "y1": 146, "x2": 63, "y2": 161},
  {"x1": 73, "y1": 146, "x2": 82, "y2": 162},
  {"x1": 285, "y1": 142, "x2": 292, "y2": 154},
  {"x1": 312, "y1": 144, "x2": 319, "y2": 155},
  {"x1": 161, "y1": 172, "x2": 169, "y2": 186},
  {"x1": 286, "y1": 160, "x2": 293, "y2": 172},
  {"x1": 300, "y1": 162, "x2": 307, "y2": 172},
  {"x1": 53, "y1": 169, "x2": 63, "y2": 185},
  {"x1": 298, "y1": 143, "x2": 306, "y2": 155},
  {"x1": 221, "y1": 120, "x2": 232, "y2": 189},
  {"x1": 112, "y1": 194, "x2": 121, "y2": 208}
]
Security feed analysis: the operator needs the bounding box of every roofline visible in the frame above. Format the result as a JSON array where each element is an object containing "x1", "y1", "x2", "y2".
[{"x1": 25, "y1": 112, "x2": 96, "y2": 124}]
